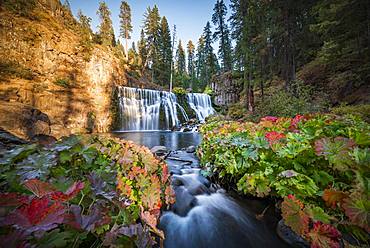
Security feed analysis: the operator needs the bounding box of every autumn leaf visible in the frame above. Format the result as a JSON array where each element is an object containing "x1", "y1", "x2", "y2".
[
  {"x1": 281, "y1": 195, "x2": 310, "y2": 235},
  {"x1": 50, "y1": 181, "x2": 84, "y2": 202},
  {"x1": 306, "y1": 221, "x2": 341, "y2": 248},
  {"x1": 314, "y1": 137, "x2": 355, "y2": 171},
  {"x1": 0, "y1": 197, "x2": 65, "y2": 234},
  {"x1": 342, "y1": 193, "x2": 370, "y2": 232},
  {"x1": 140, "y1": 206, "x2": 164, "y2": 239},
  {"x1": 322, "y1": 189, "x2": 348, "y2": 209},
  {"x1": 23, "y1": 179, "x2": 56, "y2": 198},
  {"x1": 0, "y1": 193, "x2": 29, "y2": 207}
]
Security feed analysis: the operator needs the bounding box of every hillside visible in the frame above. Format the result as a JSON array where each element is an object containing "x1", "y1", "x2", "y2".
[{"x1": 0, "y1": 0, "x2": 126, "y2": 139}]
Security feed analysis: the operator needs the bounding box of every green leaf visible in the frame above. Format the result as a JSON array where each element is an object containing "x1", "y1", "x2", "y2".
[
  {"x1": 37, "y1": 229, "x2": 75, "y2": 248},
  {"x1": 304, "y1": 205, "x2": 333, "y2": 224},
  {"x1": 342, "y1": 193, "x2": 370, "y2": 232}
]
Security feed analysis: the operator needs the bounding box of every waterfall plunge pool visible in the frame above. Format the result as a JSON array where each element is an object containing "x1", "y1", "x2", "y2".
[{"x1": 111, "y1": 131, "x2": 201, "y2": 151}]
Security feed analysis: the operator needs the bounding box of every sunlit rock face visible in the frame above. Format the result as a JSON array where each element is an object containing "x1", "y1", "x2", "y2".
[{"x1": 0, "y1": 3, "x2": 125, "y2": 139}]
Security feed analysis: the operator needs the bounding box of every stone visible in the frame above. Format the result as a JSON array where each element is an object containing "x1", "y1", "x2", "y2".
[
  {"x1": 186, "y1": 145, "x2": 196, "y2": 153},
  {"x1": 171, "y1": 186, "x2": 198, "y2": 217},
  {"x1": 150, "y1": 145, "x2": 168, "y2": 156}
]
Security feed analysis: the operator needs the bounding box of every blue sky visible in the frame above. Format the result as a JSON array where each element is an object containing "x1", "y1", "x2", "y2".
[{"x1": 70, "y1": 0, "x2": 231, "y2": 50}]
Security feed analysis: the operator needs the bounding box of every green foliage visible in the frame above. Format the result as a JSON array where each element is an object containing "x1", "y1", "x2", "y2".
[
  {"x1": 0, "y1": 61, "x2": 34, "y2": 80},
  {"x1": 254, "y1": 81, "x2": 329, "y2": 119},
  {"x1": 198, "y1": 114, "x2": 370, "y2": 245},
  {"x1": 53, "y1": 78, "x2": 71, "y2": 88},
  {"x1": 1, "y1": 0, "x2": 37, "y2": 17},
  {"x1": 331, "y1": 104, "x2": 370, "y2": 123},
  {"x1": 172, "y1": 87, "x2": 186, "y2": 95},
  {"x1": 97, "y1": 1, "x2": 116, "y2": 47},
  {"x1": 0, "y1": 135, "x2": 174, "y2": 247}
]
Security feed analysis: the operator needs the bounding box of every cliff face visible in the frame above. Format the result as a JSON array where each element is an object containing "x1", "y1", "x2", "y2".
[
  {"x1": 0, "y1": 1, "x2": 126, "y2": 139},
  {"x1": 211, "y1": 72, "x2": 242, "y2": 107}
]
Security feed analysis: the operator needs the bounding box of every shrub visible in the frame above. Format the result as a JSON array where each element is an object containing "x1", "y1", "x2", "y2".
[
  {"x1": 331, "y1": 104, "x2": 370, "y2": 123},
  {"x1": 172, "y1": 87, "x2": 186, "y2": 95},
  {"x1": 198, "y1": 114, "x2": 369, "y2": 246},
  {"x1": 0, "y1": 135, "x2": 174, "y2": 247},
  {"x1": 0, "y1": 61, "x2": 34, "y2": 80},
  {"x1": 53, "y1": 78, "x2": 71, "y2": 88}
]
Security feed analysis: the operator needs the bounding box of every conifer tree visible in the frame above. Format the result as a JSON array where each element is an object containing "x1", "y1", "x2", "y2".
[
  {"x1": 187, "y1": 40, "x2": 195, "y2": 89},
  {"x1": 143, "y1": 5, "x2": 161, "y2": 82},
  {"x1": 138, "y1": 29, "x2": 148, "y2": 70},
  {"x1": 212, "y1": 0, "x2": 233, "y2": 71},
  {"x1": 176, "y1": 40, "x2": 186, "y2": 75},
  {"x1": 158, "y1": 17, "x2": 172, "y2": 85},
  {"x1": 97, "y1": 1, "x2": 116, "y2": 47},
  {"x1": 202, "y1": 22, "x2": 218, "y2": 85},
  {"x1": 77, "y1": 9, "x2": 92, "y2": 45},
  {"x1": 119, "y1": 1, "x2": 132, "y2": 59}
]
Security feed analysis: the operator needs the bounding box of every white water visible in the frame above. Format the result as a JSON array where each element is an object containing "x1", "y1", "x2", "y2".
[
  {"x1": 118, "y1": 87, "x2": 181, "y2": 131},
  {"x1": 187, "y1": 93, "x2": 215, "y2": 123}
]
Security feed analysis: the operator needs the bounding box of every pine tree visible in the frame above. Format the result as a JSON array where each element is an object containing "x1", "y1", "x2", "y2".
[
  {"x1": 97, "y1": 1, "x2": 116, "y2": 47},
  {"x1": 143, "y1": 5, "x2": 161, "y2": 83},
  {"x1": 138, "y1": 29, "x2": 148, "y2": 70},
  {"x1": 77, "y1": 9, "x2": 92, "y2": 34},
  {"x1": 195, "y1": 36, "x2": 205, "y2": 82},
  {"x1": 119, "y1": 1, "x2": 132, "y2": 59},
  {"x1": 212, "y1": 0, "x2": 233, "y2": 71},
  {"x1": 77, "y1": 9, "x2": 92, "y2": 45},
  {"x1": 202, "y1": 22, "x2": 218, "y2": 85},
  {"x1": 157, "y1": 17, "x2": 172, "y2": 86},
  {"x1": 187, "y1": 40, "x2": 195, "y2": 89},
  {"x1": 176, "y1": 40, "x2": 186, "y2": 75}
]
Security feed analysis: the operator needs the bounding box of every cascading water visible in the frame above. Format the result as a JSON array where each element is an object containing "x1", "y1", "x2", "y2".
[
  {"x1": 187, "y1": 93, "x2": 215, "y2": 123},
  {"x1": 118, "y1": 87, "x2": 183, "y2": 131}
]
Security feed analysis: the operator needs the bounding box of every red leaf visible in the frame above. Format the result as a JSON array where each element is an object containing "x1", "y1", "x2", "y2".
[
  {"x1": 50, "y1": 181, "x2": 84, "y2": 202},
  {"x1": 161, "y1": 163, "x2": 170, "y2": 184},
  {"x1": 289, "y1": 114, "x2": 306, "y2": 130},
  {"x1": 307, "y1": 221, "x2": 341, "y2": 248},
  {"x1": 261, "y1": 116, "x2": 278, "y2": 122},
  {"x1": 322, "y1": 189, "x2": 348, "y2": 209},
  {"x1": 265, "y1": 131, "x2": 286, "y2": 146},
  {"x1": 1, "y1": 197, "x2": 65, "y2": 233},
  {"x1": 23, "y1": 179, "x2": 56, "y2": 198},
  {"x1": 0, "y1": 193, "x2": 29, "y2": 207}
]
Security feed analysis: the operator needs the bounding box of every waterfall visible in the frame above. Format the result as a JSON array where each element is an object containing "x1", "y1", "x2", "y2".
[
  {"x1": 118, "y1": 87, "x2": 182, "y2": 131},
  {"x1": 187, "y1": 93, "x2": 215, "y2": 123},
  {"x1": 117, "y1": 87, "x2": 216, "y2": 131}
]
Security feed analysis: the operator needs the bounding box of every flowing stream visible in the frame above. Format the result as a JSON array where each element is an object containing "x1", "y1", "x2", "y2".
[{"x1": 113, "y1": 131, "x2": 289, "y2": 248}]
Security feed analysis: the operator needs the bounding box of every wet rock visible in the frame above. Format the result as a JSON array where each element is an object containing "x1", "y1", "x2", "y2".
[
  {"x1": 150, "y1": 145, "x2": 168, "y2": 156},
  {"x1": 276, "y1": 219, "x2": 309, "y2": 248},
  {"x1": 171, "y1": 186, "x2": 198, "y2": 217},
  {"x1": 186, "y1": 145, "x2": 196, "y2": 153},
  {"x1": 31, "y1": 134, "x2": 57, "y2": 146}
]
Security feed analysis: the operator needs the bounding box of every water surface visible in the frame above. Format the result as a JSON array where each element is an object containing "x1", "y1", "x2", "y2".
[{"x1": 112, "y1": 131, "x2": 201, "y2": 150}]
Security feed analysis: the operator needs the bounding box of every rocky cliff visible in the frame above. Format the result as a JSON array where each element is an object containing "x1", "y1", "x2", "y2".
[
  {"x1": 0, "y1": 0, "x2": 126, "y2": 140},
  {"x1": 211, "y1": 72, "x2": 242, "y2": 107}
]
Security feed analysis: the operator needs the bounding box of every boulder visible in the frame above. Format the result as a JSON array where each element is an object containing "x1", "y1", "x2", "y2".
[
  {"x1": 0, "y1": 101, "x2": 51, "y2": 140},
  {"x1": 150, "y1": 145, "x2": 168, "y2": 156},
  {"x1": 186, "y1": 145, "x2": 196, "y2": 153}
]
